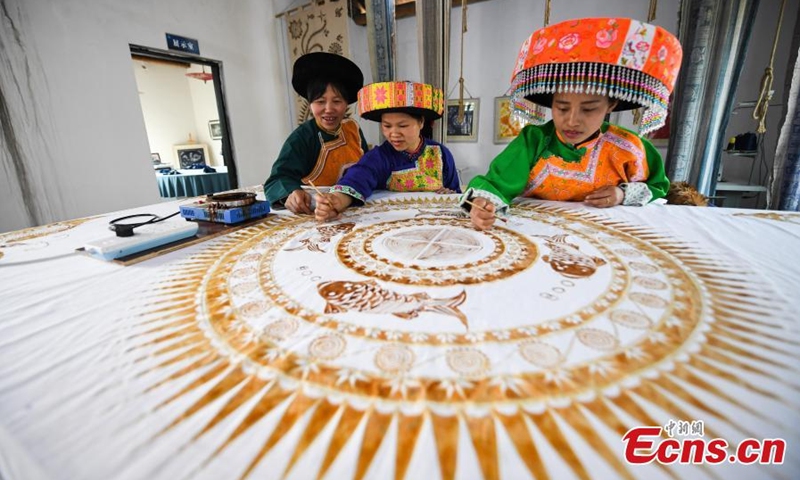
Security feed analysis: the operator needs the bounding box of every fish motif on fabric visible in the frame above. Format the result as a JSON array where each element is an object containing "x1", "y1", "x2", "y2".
[
  {"x1": 285, "y1": 222, "x2": 356, "y2": 253},
  {"x1": 317, "y1": 279, "x2": 469, "y2": 329},
  {"x1": 539, "y1": 234, "x2": 607, "y2": 278}
]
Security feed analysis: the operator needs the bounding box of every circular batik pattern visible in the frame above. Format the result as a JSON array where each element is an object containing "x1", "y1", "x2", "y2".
[
  {"x1": 374, "y1": 344, "x2": 416, "y2": 374},
  {"x1": 518, "y1": 341, "x2": 563, "y2": 368},
  {"x1": 176, "y1": 197, "x2": 710, "y2": 407},
  {"x1": 0, "y1": 219, "x2": 88, "y2": 245},
  {"x1": 0, "y1": 218, "x2": 94, "y2": 262},
  {"x1": 446, "y1": 348, "x2": 490, "y2": 377},
  {"x1": 135, "y1": 196, "x2": 794, "y2": 480},
  {"x1": 308, "y1": 334, "x2": 347, "y2": 360},
  {"x1": 338, "y1": 218, "x2": 537, "y2": 286}
]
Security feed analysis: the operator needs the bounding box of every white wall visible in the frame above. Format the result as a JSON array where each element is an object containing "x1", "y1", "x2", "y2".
[
  {"x1": 187, "y1": 64, "x2": 224, "y2": 164},
  {"x1": 133, "y1": 59, "x2": 223, "y2": 167},
  {"x1": 134, "y1": 60, "x2": 198, "y2": 166},
  {"x1": 1, "y1": 0, "x2": 288, "y2": 232}
]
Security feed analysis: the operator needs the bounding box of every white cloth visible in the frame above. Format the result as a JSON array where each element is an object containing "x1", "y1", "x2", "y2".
[{"x1": 1, "y1": 192, "x2": 799, "y2": 479}]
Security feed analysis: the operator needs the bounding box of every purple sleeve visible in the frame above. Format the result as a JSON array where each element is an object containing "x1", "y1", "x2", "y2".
[
  {"x1": 441, "y1": 145, "x2": 462, "y2": 193},
  {"x1": 336, "y1": 145, "x2": 392, "y2": 205}
]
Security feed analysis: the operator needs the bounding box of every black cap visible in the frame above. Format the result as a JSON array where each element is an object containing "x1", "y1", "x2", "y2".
[{"x1": 291, "y1": 52, "x2": 364, "y2": 104}]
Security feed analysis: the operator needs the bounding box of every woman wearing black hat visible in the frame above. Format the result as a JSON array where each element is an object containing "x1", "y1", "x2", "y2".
[{"x1": 264, "y1": 52, "x2": 368, "y2": 214}]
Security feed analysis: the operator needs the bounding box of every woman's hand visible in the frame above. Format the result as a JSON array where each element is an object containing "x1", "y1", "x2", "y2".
[
  {"x1": 469, "y1": 196, "x2": 496, "y2": 231},
  {"x1": 314, "y1": 192, "x2": 352, "y2": 222},
  {"x1": 435, "y1": 187, "x2": 457, "y2": 194},
  {"x1": 584, "y1": 185, "x2": 624, "y2": 208},
  {"x1": 284, "y1": 189, "x2": 313, "y2": 215}
]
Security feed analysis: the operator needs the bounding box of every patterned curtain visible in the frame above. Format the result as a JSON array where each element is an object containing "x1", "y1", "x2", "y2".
[
  {"x1": 366, "y1": 0, "x2": 396, "y2": 83},
  {"x1": 416, "y1": 0, "x2": 451, "y2": 143},
  {"x1": 284, "y1": 0, "x2": 350, "y2": 125},
  {"x1": 770, "y1": 45, "x2": 800, "y2": 210},
  {"x1": 0, "y1": 2, "x2": 62, "y2": 230},
  {"x1": 665, "y1": 0, "x2": 759, "y2": 196}
]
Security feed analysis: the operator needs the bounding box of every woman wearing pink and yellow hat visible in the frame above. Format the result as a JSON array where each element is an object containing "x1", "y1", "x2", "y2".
[
  {"x1": 463, "y1": 17, "x2": 683, "y2": 230},
  {"x1": 315, "y1": 80, "x2": 461, "y2": 222}
]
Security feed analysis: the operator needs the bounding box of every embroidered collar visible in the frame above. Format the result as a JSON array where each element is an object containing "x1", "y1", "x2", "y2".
[
  {"x1": 556, "y1": 129, "x2": 603, "y2": 150},
  {"x1": 399, "y1": 136, "x2": 425, "y2": 160},
  {"x1": 315, "y1": 119, "x2": 343, "y2": 137}
]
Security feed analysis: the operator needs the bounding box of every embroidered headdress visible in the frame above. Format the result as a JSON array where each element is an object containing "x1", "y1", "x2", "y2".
[
  {"x1": 510, "y1": 17, "x2": 683, "y2": 134},
  {"x1": 292, "y1": 52, "x2": 363, "y2": 104},
  {"x1": 357, "y1": 81, "x2": 445, "y2": 122}
]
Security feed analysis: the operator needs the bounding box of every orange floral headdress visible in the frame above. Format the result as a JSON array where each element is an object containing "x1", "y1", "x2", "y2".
[
  {"x1": 510, "y1": 17, "x2": 683, "y2": 134},
  {"x1": 357, "y1": 81, "x2": 444, "y2": 122}
]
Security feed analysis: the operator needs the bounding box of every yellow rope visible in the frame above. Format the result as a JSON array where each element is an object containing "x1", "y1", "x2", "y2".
[
  {"x1": 753, "y1": 0, "x2": 786, "y2": 134},
  {"x1": 457, "y1": 0, "x2": 468, "y2": 122}
]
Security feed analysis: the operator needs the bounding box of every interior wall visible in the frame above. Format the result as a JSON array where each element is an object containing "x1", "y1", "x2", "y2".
[
  {"x1": 134, "y1": 60, "x2": 222, "y2": 168},
  {"x1": 0, "y1": 0, "x2": 287, "y2": 233},
  {"x1": 134, "y1": 60, "x2": 196, "y2": 167},
  {"x1": 186, "y1": 64, "x2": 223, "y2": 165}
]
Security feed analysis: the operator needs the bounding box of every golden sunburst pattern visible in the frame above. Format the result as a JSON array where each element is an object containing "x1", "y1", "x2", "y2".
[
  {"x1": 124, "y1": 197, "x2": 800, "y2": 479},
  {"x1": 0, "y1": 218, "x2": 93, "y2": 245},
  {"x1": 732, "y1": 211, "x2": 800, "y2": 225}
]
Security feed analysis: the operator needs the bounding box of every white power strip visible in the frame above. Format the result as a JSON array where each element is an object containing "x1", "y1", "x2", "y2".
[{"x1": 83, "y1": 221, "x2": 199, "y2": 261}]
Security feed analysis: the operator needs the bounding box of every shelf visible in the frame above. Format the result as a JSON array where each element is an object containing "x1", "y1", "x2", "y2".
[
  {"x1": 724, "y1": 150, "x2": 757, "y2": 157},
  {"x1": 715, "y1": 182, "x2": 766, "y2": 192}
]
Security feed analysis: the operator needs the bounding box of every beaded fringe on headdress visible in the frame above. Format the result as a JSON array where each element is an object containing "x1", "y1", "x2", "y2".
[{"x1": 511, "y1": 62, "x2": 670, "y2": 134}]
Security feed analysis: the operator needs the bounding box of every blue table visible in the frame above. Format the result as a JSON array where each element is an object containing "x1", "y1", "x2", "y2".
[{"x1": 156, "y1": 171, "x2": 231, "y2": 198}]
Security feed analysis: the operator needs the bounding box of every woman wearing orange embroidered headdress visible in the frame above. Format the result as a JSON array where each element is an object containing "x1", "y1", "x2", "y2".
[
  {"x1": 264, "y1": 52, "x2": 369, "y2": 214},
  {"x1": 463, "y1": 17, "x2": 683, "y2": 230},
  {"x1": 315, "y1": 81, "x2": 460, "y2": 222}
]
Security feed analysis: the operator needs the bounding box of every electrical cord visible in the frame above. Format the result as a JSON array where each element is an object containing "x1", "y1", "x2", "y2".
[{"x1": 108, "y1": 211, "x2": 180, "y2": 237}]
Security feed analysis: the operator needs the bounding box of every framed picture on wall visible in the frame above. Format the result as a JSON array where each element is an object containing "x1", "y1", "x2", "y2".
[
  {"x1": 208, "y1": 120, "x2": 222, "y2": 140},
  {"x1": 173, "y1": 144, "x2": 209, "y2": 169},
  {"x1": 494, "y1": 96, "x2": 528, "y2": 144},
  {"x1": 445, "y1": 99, "x2": 479, "y2": 142},
  {"x1": 151, "y1": 152, "x2": 162, "y2": 164}
]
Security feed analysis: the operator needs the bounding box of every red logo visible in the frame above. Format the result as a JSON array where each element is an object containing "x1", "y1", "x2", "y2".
[{"x1": 622, "y1": 421, "x2": 785, "y2": 465}]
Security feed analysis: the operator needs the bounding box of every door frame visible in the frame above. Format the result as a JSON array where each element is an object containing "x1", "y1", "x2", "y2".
[{"x1": 129, "y1": 43, "x2": 239, "y2": 189}]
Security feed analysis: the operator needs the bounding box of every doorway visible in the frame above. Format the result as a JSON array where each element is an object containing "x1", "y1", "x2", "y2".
[{"x1": 130, "y1": 44, "x2": 238, "y2": 198}]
